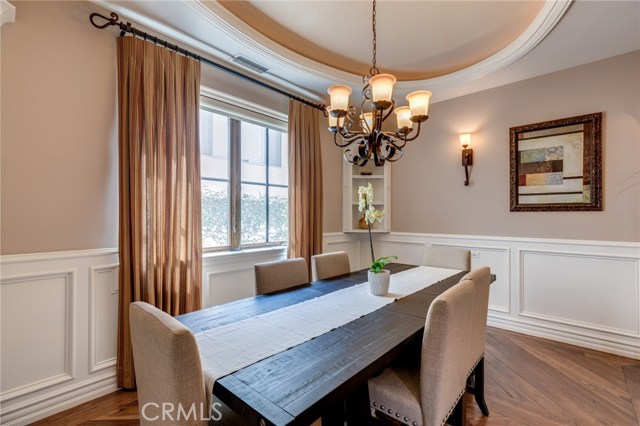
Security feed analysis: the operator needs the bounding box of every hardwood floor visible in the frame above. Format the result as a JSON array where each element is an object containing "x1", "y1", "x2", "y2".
[{"x1": 31, "y1": 327, "x2": 640, "y2": 426}]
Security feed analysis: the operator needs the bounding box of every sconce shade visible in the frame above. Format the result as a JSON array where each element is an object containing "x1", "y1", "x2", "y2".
[
  {"x1": 394, "y1": 106, "x2": 413, "y2": 130},
  {"x1": 327, "y1": 85, "x2": 352, "y2": 113},
  {"x1": 369, "y1": 74, "x2": 396, "y2": 106},
  {"x1": 406, "y1": 90, "x2": 432, "y2": 118},
  {"x1": 460, "y1": 133, "x2": 471, "y2": 147},
  {"x1": 360, "y1": 112, "x2": 374, "y2": 130}
]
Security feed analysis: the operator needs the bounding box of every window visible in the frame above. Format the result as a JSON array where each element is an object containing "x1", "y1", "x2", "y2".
[{"x1": 200, "y1": 107, "x2": 288, "y2": 250}]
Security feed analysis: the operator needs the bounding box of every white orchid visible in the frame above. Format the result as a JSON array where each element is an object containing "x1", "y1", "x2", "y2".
[
  {"x1": 358, "y1": 182, "x2": 384, "y2": 225},
  {"x1": 357, "y1": 182, "x2": 395, "y2": 268},
  {"x1": 365, "y1": 207, "x2": 384, "y2": 224},
  {"x1": 357, "y1": 183, "x2": 373, "y2": 212}
]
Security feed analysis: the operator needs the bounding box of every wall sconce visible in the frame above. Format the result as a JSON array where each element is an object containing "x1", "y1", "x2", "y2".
[{"x1": 459, "y1": 133, "x2": 473, "y2": 186}]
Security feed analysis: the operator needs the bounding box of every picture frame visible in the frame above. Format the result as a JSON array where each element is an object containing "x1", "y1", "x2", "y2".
[{"x1": 510, "y1": 112, "x2": 602, "y2": 212}]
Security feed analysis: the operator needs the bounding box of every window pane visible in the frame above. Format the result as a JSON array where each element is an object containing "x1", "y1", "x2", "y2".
[
  {"x1": 201, "y1": 111, "x2": 229, "y2": 180},
  {"x1": 268, "y1": 186, "x2": 288, "y2": 243},
  {"x1": 268, "y1": 130, "x2": 288, "y2": 186},
  {"x1": 241, "y1": 184, "x2": 266, "y2": 245},
  {"x1": 241, "y1": 122, "x2": 266, "y2": 184},
  {"x1": 201, "y1": 180, "x2": 229, "y2": 248}
]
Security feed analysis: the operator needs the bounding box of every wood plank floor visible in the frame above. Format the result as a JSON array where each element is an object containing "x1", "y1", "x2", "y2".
[{"x1": 31, "y1": 327, "x2": 640, "y2": 426}]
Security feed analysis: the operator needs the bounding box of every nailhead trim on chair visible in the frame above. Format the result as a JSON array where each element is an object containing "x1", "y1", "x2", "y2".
[
  {"x1": 371, "y1": 386, "x2": 466, "y2": 426},
  {"x1": 439, "y1": 388, "x2": 467, "y2": 426}
]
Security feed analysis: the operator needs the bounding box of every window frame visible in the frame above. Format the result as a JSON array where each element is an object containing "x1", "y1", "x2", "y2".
[{"x1": 200, "y1": 93, "x2": 288, "y2": 252}]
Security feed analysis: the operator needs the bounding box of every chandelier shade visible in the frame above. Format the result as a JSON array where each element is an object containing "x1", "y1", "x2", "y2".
[{"x1": 325, "y1": 0, "x2": 432, "y2": 166}]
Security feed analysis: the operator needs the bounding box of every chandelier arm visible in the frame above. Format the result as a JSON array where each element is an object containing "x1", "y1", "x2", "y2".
[
  {"x1": 402, "y1": 121, "x2": 423, "y2": 142},
  {"x1": 380, "y1": 100, "x2": 396, "y2": 124},
  {"x1": 334, "y1": 133, "x2": 367, "y2": 148},
  {"x1": 382, "y1": 133, "x2": 407, "y2": 150},
  {"x1": 360, "y1": 100, "x2": 372, "y2": 133},
  {"x1": 337, "y1": 122, "x2": 365, "y2": 139},
  {"x1": 385, "y1": 147, "x2": 405, "y2": 162}
]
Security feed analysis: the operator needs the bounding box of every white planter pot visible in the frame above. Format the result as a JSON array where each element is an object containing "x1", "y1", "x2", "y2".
[{"x1": 368, "y1": 269, "x2": 390, "y2": 296}]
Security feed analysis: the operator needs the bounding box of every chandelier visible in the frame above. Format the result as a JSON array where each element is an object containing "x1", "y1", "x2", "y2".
[{"x1": 326, "y1": 0, "x2": 432, "y2": 167}]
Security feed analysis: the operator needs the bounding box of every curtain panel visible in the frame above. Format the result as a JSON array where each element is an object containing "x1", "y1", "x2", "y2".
[
  {"x1": 287, "y1": 100, "x2": 323, "y2": 270},
  {"x1": 116, "y1": 37, "x2": 202, "y2": 389}
]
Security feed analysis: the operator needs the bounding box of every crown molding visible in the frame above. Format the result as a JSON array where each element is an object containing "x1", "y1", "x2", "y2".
[
  {"x1": 89, "y1": 0, "x2": 571, "y2": 102},
  {"x1": 189, "y1": 0, "x2": 572, "y2": 93}
]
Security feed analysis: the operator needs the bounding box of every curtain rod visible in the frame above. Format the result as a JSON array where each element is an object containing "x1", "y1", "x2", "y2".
[{"x1": 89, "y1": 12, "x2": 327, "y2": 112}]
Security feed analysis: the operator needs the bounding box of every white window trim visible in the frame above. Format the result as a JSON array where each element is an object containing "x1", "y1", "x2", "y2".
[
  {"x1": 200, "y1": 86, "x2": 287, "y2": 132},
  {"x1": 200, "y1": 86, "x2": 289, "y2": 253}
]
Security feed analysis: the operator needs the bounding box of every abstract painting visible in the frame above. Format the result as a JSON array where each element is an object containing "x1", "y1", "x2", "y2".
[{"x1": 510, "y1": 113, "x2": 602, "y2": 211}]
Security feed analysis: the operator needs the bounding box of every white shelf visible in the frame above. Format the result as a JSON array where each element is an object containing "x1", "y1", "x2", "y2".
[{"x1": 343, "y1": 152, "x2": 391, "y2": 233}]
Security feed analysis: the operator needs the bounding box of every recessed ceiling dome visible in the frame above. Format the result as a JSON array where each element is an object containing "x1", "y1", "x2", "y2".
[{"x1": 219, "y1": 0, "x2": 545, "y2": 81}]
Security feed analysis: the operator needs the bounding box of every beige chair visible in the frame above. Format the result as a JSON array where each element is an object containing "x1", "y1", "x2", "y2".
[
  {"x1": 254, "y1": 257, "x2": 309, "y2": 295},
  {"x1": 311, "y1": 251, "x2": 351, "y2": 281},
  {"x1": 368, "y1": 279, "x2": 475, "y2": 426},
  {"x1": 422, "y1": 246, "x2": 471, "y2": 271},
  {"x1": 461, "y1": 267, "x2": 492, "y2": 416},
  {"x1": 129, "y1": 302, "x2": 208, "y2": 426}
]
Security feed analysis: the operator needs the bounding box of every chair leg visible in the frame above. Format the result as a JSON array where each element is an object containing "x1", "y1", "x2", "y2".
[
  {"x1": 473, "y1": 357, "x2": 489, "y2": 416},
  {"x1": 446, "y1": 396, "x2": 466, "y2": 426}
]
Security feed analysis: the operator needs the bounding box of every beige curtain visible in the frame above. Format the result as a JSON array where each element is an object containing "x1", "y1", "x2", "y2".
[
  {"x1": 116, "y1": 37, "x2": 202, "y2": 389},
  {"x1": 287, "y1": 100, "x2": 323, "y2": 270}
]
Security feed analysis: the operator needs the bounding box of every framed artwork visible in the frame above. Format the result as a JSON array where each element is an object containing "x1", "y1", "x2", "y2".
[{"x1": 510, "y1": 112, "x2": 602, "y2": 211}]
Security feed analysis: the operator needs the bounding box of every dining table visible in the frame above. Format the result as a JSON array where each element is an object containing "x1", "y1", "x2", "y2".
[{"x1": 177, "y1": 263, "x2": 476, "y2": 426}]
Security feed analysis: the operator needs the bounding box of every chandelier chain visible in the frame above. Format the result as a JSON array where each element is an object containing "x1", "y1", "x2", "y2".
[{"x1": 370, "y1": 0, "x2": 378, "y2": 76}]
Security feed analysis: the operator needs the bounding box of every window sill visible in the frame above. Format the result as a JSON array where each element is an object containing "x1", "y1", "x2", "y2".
[{"x1": 202, "y1": 245, "x2": 287, "y2": 267}]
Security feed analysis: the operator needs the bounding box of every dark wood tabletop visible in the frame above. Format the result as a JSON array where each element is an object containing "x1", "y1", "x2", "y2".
[{"x1": 177, "y1": 264, "x2": 467, "y2": 426}]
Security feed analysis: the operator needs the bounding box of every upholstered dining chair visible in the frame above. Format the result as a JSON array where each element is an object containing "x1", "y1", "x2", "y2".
[
  {"x1": 254, "y1": 257, "x2": 309, "y2": 295},
  {"x1": 422, "y1": 246, "x2": 471, "y2": 271},
  {"x1": 311, "y1": 251, "x2": 351, "y2": 281},
  {"x1": 129, "y1": 302, "x2": 209, "y2": 426},
  {"x1": 368, "y1": 279, "x2": 475, "y2": 426},
  {"x1": 461, "y1": 266, "x2": 492, "y2": 416}
]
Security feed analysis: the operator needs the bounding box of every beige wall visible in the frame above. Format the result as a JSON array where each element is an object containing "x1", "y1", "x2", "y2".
[
  {"x1": 3, "y1": 3, "x2": 637, "y2": 255},
  {"x1": 2, "y1": 1, "x2": 118, "y2": 255},
  {"x1": 1, "y1": 1, "x2": 288, "y2": 255},
  {"x1": 322, "y1": 51, "x2": 640, "y2": 241}
]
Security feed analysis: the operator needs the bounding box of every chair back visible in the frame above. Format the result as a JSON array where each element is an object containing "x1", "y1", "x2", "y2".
[
  {"x1": 254, "y1": 257, "x2": 309, "y2": 295},
  {"x1": 461, "y1": 267, "x2": 492, "y2": 369},
  {"x1": 422, "y1": 246, "x2": 471, "y2": 271},
  {"x1": 420, "y1": 279, "x2": 474, "y2": 426},
  {"x1": 311, "y1": 251, "x2": 351, "y2": 281},
  {"x1": 129, "y1": 302, "x2": 208, "y2": 426}
]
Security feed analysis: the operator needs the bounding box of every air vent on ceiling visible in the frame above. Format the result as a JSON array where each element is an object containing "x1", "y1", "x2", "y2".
[{"x1": 231, "y1": 55, "x2": 269, "y2": 74}]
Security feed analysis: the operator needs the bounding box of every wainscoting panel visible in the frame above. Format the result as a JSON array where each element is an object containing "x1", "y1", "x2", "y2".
[
  {"x1": 89, "y1": 264, "x2": 119, "y2": 373},
  {"x1": 0, "y1": 250, "x2": 118, "y2": 426},
  {"x1": 323, "y1": 232, "x2": 362, "y2": 271},
  {"x1": 433, "y1": 243, "x2": 511, "y2": 314},
  {"x1": 371, "y1": 232, "x2": 640, "y2": 359},
  {"x1": 520, "y1": 249, "x2": 639, "y2": 336},
  {"x1": 0, "y1": 270, "x2": 75, "y2": 401},
  {"x1": 202, "y1": 247, "x2": 287, "y2": 308}
]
